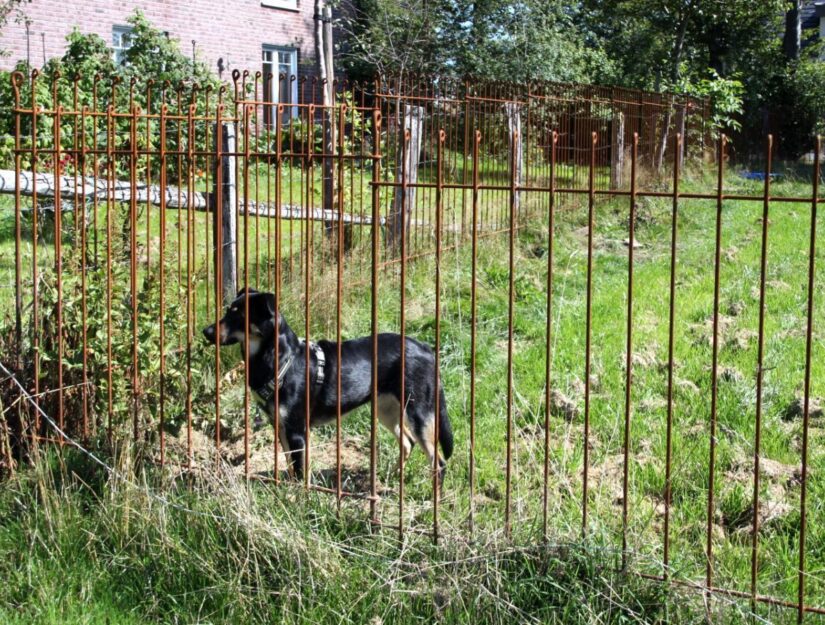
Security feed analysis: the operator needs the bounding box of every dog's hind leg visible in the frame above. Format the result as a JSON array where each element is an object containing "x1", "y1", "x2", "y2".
[
  {"x1": 412, "y1": 413, "x2": 446, "y2": 488},
  {"x1": 377, "y1": 393, "x2": 414, "y2": 468}
]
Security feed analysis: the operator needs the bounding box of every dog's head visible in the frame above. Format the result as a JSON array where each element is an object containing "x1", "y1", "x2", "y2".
[{"x1": 202, "y1": 287, "x2": 279, "y2": 346}]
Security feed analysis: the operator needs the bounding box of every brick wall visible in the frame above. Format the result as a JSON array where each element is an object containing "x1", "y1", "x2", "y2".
[{"x1": 0, "y1": 0, "x2": 318, "y2": 78}]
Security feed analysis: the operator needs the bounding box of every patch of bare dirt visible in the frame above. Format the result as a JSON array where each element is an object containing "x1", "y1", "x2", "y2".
[
  {"x1": 730, "y1": 329, "x2": 758, "y2": 351},
  {"x1": 639, "y1": 397, "x2": 667, "y2": 412},
  {"x1": 726, "y1": 300, "x2": 745, "y2": 317},
  {"x1": 721, "y1": 454, "x2": 801, "y2": 532},
  {"x1": 549, "y1": 389, "x2": 579, "y2": 422},
  {"x1": 676, "y1": 379, "x2": 700, "y2": 394},
  {"x1": 571, "y1": 374, "x2": 602, "y2": 396},
  {"x1": 591, "y1": 448, "x2": 654, "y2": 506},
  {"x1": 783, "y1": 396, "x2": 824, "y2": 422}
]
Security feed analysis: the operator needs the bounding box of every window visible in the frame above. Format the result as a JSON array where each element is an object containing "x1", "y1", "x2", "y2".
[
  {"x1": 262, "y1": 46, "x2": 298, "y2": 127},
  {"x1": 112, "y1": 25, "x2": 134, "y2": 66},
  {"x1": 261, "y1": 0, "x2": 298, "y2": 9}
]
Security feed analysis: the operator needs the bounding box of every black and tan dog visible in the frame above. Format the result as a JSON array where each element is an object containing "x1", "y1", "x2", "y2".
[{"x1": 203, "y1": 288, "x2": 453, "y2": 483}]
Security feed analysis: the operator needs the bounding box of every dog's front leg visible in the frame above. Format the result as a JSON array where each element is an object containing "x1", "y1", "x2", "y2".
[{"x1": 284, "y1": 426, "x2": 306, "y2": 481}]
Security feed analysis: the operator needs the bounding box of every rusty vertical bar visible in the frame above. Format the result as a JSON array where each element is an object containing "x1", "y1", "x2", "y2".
[
  {"x1": 370, "y1": 109, "x2": 382, "y2": 524},
  {"x1": 621, "y1": 133, "x2": 638, "y2": 570},
  {"x1": 254, "y1": 73, "x2": 261, "y2": 288},
  {"x1": 583, "y1": 132, "x2": 597, "y2": 534},
  {"x1": 469, "y1": 129, "x2": 480, "y2": 536},
  {"x1": 30, "y1": 72, "x2": 40, "y2": 434},
  {"x1": 12, "y1": 73, "x2": 22, "y2": 380},
  {"x1": 433, "y1": 127, "x2": 445, "y2": 543},
  {"x1": 145, "y1": 81, "x2": 153, "y2": 272},
  {"x1": 205, "y1": 87, "x2": 213, "y2": 323},
  {"x1": 176, "y1": 89, "x2": 184, "y2": 325},
  {"x1": 79, "y1": 105, "x2": 89, "y2": 440},
  {"x1": 398, "y1": 126, "x2": 410, "y2": 540},
  {"x1": 461, "y1": 81, "x2": 470, "y2": 235},
  {"x1": 158, "y1": 104, "x2": 168, "y2": 467},
  {"x1": 542, "y1": 130, "x2": 557, "y2": 540},
  {"x1": 214, "y1": 102, "x2": 225, "y2": 462},
  {"x1": 105, "y1": 100, "x2": 114, "y2": 440},
  {"x1": 243, "y1": 103, "x2": 252, "y2": 480},
  {"x1": 129, "y1": 103, "x2": 139, "y2": 442},
  {"x1": 188, "y1": 87, "x2": 198, "y2": 341},
  {"x1": 750, "y1": 134, "x2": 773, "y2": 607},
  {"x1": 336, "y1": 104, "x2": 346, "y2": 508},
  {"x1": 92, "y1": 75, "x2": 100, "y2": 267},
  {"x1": 72, "y1": 79, "x2": 79, "y2": 236},
  {"x1": 274, "y1": 104, "x2": 284, "y2": 483},
  {"x1": 186, "y1": 102, "x2": 196, "y2": 468},
  {"x1": 52, "y1": 83, "x2": 65, "y2": 444},
  {"x1": 706, "y1": 134, "x2": 726, "y2": 593},
  {"x1": 504, "y1": 123, "x2": 518, "y2": 539},
  {"x1": 797, "y1": 136, "x2": 820, "y2": 624},
  {"x1": 663, "y1": 133, "x2": 681, "y2": 576},
  {"x1": 234, "y1": 72, "x2": 244, "y2": 283},
  {"x1": 304, "y1": 104, "x2": 315, "y2": 488}
]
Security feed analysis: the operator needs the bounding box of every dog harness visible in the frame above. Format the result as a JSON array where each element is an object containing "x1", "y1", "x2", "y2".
[{"x1": 250, "y1": 339, "x2": 326, "y2": 409}]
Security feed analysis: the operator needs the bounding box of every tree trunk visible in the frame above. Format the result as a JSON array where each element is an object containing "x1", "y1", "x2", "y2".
[
  {"x1": 657, "y1": 14, "x2": 689, "y2": 171},
  {"x1": 315, "y1": 0, "x2": 337, "y2": 241},
  {"x1": 783, "y1": 0, "x2": 802, "y2": 61}
]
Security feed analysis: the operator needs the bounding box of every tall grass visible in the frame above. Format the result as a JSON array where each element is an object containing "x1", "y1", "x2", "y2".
[{"x1": 0, "y1": 446, "x2": 776, "y2": 625}]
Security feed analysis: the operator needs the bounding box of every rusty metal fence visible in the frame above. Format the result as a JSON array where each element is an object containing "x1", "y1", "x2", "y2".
[{"x1": 2, "y1": 68, "x2": 824, "y2": 620}]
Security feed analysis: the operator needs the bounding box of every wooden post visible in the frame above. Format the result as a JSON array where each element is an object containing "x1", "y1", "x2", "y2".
[
  {"x1": 656, "y1": 95, "x2": 674, "y2": 172},
  {"x1": 214, "y1": 122, "x2": 237, "y2": 305},
  {"x1": 505, "y1": 102, "x2": 522, "y2": 216},
  {"x1": 388, "y1": 104, "x2": 423, "y2": 249},
  {"x1": 611, "y1": 110, "x2": 625, "y2": 189}
]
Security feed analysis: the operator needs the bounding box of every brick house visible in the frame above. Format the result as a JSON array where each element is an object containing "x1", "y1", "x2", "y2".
[{"x1": 0, "y1": 0, "x2": 320, "y2": 110}]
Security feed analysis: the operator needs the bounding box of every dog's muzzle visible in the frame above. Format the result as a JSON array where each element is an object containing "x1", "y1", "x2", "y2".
[{"x1": 202, "y1": 322, "x2": 228, "y2": 345}]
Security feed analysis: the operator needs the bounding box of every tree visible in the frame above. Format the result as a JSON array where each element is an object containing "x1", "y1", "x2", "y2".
[
  {"x1": 336, "y1": 0, "x2": 612, "y2": 84},
  {"x1": 783, "y1": 0, "x2": 801, "y2": 61}
]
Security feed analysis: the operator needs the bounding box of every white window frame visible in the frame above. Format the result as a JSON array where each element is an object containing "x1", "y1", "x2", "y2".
[
  {"x1": 261, "y1": 0, "x2": 298, "y2": 10},
  {"x1": 262, "y1": 45, "x2": 299, "y2": 123},
  {"x1": 112, "y1": 25, "x2": 134, "y2": 66}
]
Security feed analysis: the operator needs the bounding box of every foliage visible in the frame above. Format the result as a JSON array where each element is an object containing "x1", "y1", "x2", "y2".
[
  {"x1": 0, "y1": 10, "x2": 220, "y2": 176},
  {"x1": 337, "y1": 0, "x2": 614, "y2": 84},
  {"x1": 793, "y1": 56, "x2": 825, "y2": 138},
  {"x1": 671, "y1": 68, "x2": 744, "y2": 135},
  {"x1": 8, "y1": 204, "x2": 214, "y2": 441}
]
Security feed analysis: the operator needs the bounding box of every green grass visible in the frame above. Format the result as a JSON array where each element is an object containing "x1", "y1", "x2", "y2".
[
  {"x1": 2, "y1": 160, "x2": 825, "y2": 623},
  {"x1": 0, "y1": 448, "x2": 777, "y2": 625}
]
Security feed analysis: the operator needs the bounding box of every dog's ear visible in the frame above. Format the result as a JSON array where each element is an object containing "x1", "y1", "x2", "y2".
[
  {"x1": 262, "y1": 292, "x2": 277, "y2": 316},
  {"x1": 256, "y1": 292, "x2": 279, "y2": 338},
  {"x1": 236, "y1": 286, "x2": 259, "y2": 298}
]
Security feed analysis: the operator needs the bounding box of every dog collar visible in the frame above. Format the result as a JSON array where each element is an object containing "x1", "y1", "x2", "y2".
[
  {"x1": 252, "y1": 350, "x2": 294, "y2": 406},
  {"x1": 251, "y1": 339, "x2": 325, "y2": 408},
  {"x1": 299, "y1": 338, "x2": 326, "y2": 388}
]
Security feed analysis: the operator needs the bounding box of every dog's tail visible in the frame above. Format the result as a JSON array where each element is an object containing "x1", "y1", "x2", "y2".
[{"x1": 438, "y1": 386, "x2": 453, "y2": 461}]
